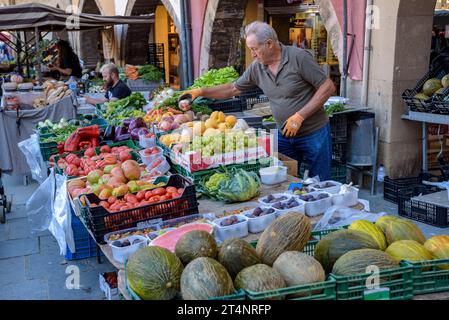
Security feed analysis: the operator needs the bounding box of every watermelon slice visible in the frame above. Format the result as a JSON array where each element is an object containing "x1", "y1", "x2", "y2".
[{"x1": 150, "y1": 223, "x2": 214, "y2": 252}]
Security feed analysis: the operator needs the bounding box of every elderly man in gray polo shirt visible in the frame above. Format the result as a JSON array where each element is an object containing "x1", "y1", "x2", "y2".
[{"x1": 182, "y1": 21, "x2": 336, "y2": 180}]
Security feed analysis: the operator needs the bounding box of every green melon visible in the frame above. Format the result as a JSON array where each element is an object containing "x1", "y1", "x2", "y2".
[
  {"x1": 126, "y1": 246, "x2": 184, "y2": 300},
  {"x1": 314, "y1": 229, "x2": 382, "y2": 273},
  {"x1": 180, "y1": 257, "x2": 235, "y2": 300},
  {"x1": 332, "y1": 249, "x2": 399, "y2": 276},
  {"x1": 256, "y1": 212, "x2": 311, "y2": 266},
  {"x1": 175, "y1": 230, "x2": 218, "y2": 265},
  {"x1": 234, "y1": 264, "x2": 286, "y2": 297},
  {"x1": 435, "y1": 87, "x2": 446, "y2": 95},
  {"x1": 385, "y1": 219, "x2": 426, "y2": 245},
  {"x1": 375, "y1": 216, "x2": 399, "y2": 234},
  {"x1": 218, "y1": 238, "x2": 261, "y2": 278},
  {"x1": 414, "y1": 93, "x2": 430, "y2": 101},
  {"x1": 386, "y1": 240, "x2": 433, "y2": 262},
  {"x1": 442, "y1": 74, "x2": 449, "y2": 88},
  {"x1": 273, "y1": 251, "x2": 325, "y2": 286},
  {"x1": 423, "y1": 78, "x2": 443, "y2": 96},
  {"x1": 349, "y1": 220, "x2": 388, "y2": 250}
]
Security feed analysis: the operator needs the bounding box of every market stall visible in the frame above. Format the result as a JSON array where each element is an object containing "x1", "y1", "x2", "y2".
[{"x1": 23, "y1": 63, "x2": 449, "y2": 301}]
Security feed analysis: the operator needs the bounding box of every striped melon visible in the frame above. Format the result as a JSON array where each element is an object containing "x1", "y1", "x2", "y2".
[
  {"x1": 424, "y1": 235, "x2": 449, "y2": 269},
  {"x1": 180, "y1": 257, "x2": 235, "y2": 300},
  {"x1": 127, "y1": 246, "x2": 184, "y2": 300},
  {"x1": 273, "y1": 251, "x2": 325, "y2": 286},
  {"x1": 349, "y1": 220, "x2": 388, "y2": 250},
  {"x1": 385, "y1": 220, "x2": 426, "y2": 245},
  {"x1": 218, "y1": 238, "x2": 261, "y2": 278},
  {"x1": 332, "y1": 249, "x2": 399, "y2": 276},
  {"x1": 386, "y1": 240, "x2": 433, "y2": 262},
  {"x1": 175, "y1": 230, "x2": 218, "y2": 265},
  {"x1": 315, "y1": 229, "x2": 382, "y2": 273},
  {"x1": 234, "y1": 264, "x2": 286, "y2": 297},
  {"x1": 375, "y1": 215, "x2": 399, "y2": 234},
  {"x1": 256, "y1": 212, "x2": 311, "y2": 266}
]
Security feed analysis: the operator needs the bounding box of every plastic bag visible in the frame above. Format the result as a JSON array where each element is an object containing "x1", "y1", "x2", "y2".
[
  {"x1": 18, "y1": 134, "x2": 47, "y2": 184},
  {"x1": 26, "y1": 169, "x2": 74, "y2": 255},
  {"x1": 313, "y1": 205, "x2": 387, "y2": 232}
]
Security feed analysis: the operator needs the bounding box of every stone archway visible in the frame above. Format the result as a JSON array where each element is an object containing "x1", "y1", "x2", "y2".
[
  {"x1": 200, "y1": 0, "x2": 249, "y2": 72},
  {"x1": 365, "y1": 0, "x2": 437, "y2": 177},
  {"x1": 79, "y1": 0, "x2": 103, "y2": 69},
  {"x1": 122, "y1": 0, "x2": 181, "y2": 65}
]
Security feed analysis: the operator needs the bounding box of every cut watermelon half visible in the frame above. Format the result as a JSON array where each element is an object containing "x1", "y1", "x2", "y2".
[{"x1": 149, "y1": 223, "x2": 214, "y2": 252}]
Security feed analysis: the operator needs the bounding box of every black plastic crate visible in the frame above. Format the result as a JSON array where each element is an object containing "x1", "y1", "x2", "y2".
[
  {"x1": 332, "y1": 142, "x2": 347, "y2": 164},
  {"x1": 402, "y1": 56, "x2": 449, "y2": 113},
  {"x1": 237, "y1": 87, "x2": 265, "y2": 109},
  {"x1": 384, "y1": 176, "x2": 422, "y2": 204},
  {"x1": 206, "y1": 98, "x2": 243, "y2": 113},
  {"x1": 84, "y1": 175, "x2": 199, "y2": 244},
  {"x1": 398, "y1": 184, "x2": 449, "y2": 228},
  {"x1": 330, "y1": 114, "x2": 348, "y2": 143}
]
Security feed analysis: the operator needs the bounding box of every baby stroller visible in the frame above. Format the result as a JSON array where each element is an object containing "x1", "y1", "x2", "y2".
[{"x1": 0, "y1": 169, "x2": 12, "y2": 223}]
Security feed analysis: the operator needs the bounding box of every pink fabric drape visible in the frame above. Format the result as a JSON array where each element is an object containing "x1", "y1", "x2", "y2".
[
  {"x1": 331, "y1": 0, "x2": 366, "y2": 81},
  {"x1": 190, "y1": 0, "x2": 208, "y2": 78}
]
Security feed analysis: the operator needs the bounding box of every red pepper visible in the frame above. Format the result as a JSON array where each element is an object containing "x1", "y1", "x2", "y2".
[
  {"x1": 78, "y1": 141, "x2": 92, "y2": 149},
  {"x1": 57, "y1": 142, "x2": 65, "y2": 154}
]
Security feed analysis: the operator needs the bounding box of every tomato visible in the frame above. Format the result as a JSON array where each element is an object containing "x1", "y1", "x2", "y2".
[
  {"x1": 166, "y1": 187, "x2": 177, "y2": 194},
  {"x1": 140, "y1": 200, "x2": 151, "y2": 206},
  {"x1": 148, "y1": 197, "x2": 157, "y2": 204},
  {"x1": 145, "y1": 190, "x2": 153, "y2": 200},
  {"x1": 136, "y1": 191, "x2": 146, "y2": 201},
  {"x1": 108, "y1": 196, "x2": 117, "y2": 204},
  {"x1": 152, "y1": 188, "x2": 166, "y2": 196},
  {"x1": 164, "y1": 194, "x2": 172, "y2": 200},
  {"x1": 177, "y1": 188, "x2": 185, "y2": 195},
  {"x1": 120, "y1": 205, "x2": 130, "y2": 211},
  {"x1": 124, "y1": 194, "x2": 139, "y2": 204},
  {"x1": 99, "y1": 201, "x2": 110, "y2": 209},
  {"x1": 160, "y1": 195, "x2": 168, "y2": 202}
]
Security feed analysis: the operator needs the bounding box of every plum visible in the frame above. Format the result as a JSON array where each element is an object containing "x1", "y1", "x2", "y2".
[
  {"x1": 253, "y1": 207, "x2": 263, "y2": 216},
  {"x1": 112, "y1": 241, "x2": 122, "y2": 247},
  {"x1": 122, "y1": 239, "x2": 131, "y2": 247}
]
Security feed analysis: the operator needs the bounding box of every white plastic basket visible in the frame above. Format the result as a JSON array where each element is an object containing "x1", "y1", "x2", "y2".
[
  {"x1": 109, "y1": 235, "x2": 149, "y2": 264},
  {"x1": 242, "y1": 208, "x2": 277, "y2": 233},
  {"x1": 212, "y1": 215, "x2": 249, "y2": 242}
]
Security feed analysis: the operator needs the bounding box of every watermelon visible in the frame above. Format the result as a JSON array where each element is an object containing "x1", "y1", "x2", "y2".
[
  {"x1": 180, "y1": 257, "x2": 235, "y2": 300},
  {"x1": 385, "y1": 219, "x2": 426, "y2": 245},
  {"x1": 256, "y1": 212, "x2": 311, "y2": 266},
  {"x1": 332, "y1": 249, "x2": 399, "y2": 276},
  {"x1": 423, "y1": 78, "x2": 442, "y2": 96},
  {"x1": 175, "y1": 230, "x2": 218, "y2": 265},
  {"x1": 349, "y1": 220, "x2": 387, "y2": 250},
  {"x1": 151, "y1": 223, "x2": 214, "y2": 252},
  {"x1": 126, "y1": 246, "x2": 184, "y2": 300},
  {"x1": 386, "y1": 240, "x2": 433, "y2": 262},
  {"x1": 234, "y1": 264, "x2": 286, "y2": 297},
  {"x1": 218, "y1": 238, "x2": 261, "y2": 278}
]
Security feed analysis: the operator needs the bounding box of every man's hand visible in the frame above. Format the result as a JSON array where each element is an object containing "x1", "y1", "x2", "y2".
[
  {"x1": 178, "y1": 88, "x2": 204, "y2": 103},
  {"x1": 282, "y1": 113, "x2": 305, "y2": 138}
]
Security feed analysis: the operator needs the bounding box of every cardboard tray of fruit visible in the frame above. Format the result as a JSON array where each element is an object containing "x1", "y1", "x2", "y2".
[{"x1": 83, "y1": 174, "x2": 199, "y2": 244}]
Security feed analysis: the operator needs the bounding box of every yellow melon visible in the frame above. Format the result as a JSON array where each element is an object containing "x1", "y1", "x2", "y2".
[{"x1": 205, "y1": 118, "x2": 219, "y2": 129}]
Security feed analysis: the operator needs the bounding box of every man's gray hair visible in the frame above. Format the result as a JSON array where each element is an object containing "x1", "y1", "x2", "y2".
[
  {"x1": 245, "y1": 21, "x2": 279, "y2": 44},
  {"x1": 101, "y1": 63, "x2": 119, "y2": 76}
]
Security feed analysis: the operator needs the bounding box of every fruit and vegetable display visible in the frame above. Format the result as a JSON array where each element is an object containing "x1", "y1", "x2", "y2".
[
  {"x1": 413, "y1": 75, "x2": 449, "y2": 101},
  {"x1": 261, "y1": 194, "x2": 289, "y2": 204},
  {"x1": 112, "y1": 117, "x2": 151, "y2": 142},
  {"x1": 245, "y1": 207, "x2": 276, "y2": 218},
  {"x1": 88, "y1": 185, "x2": 184, "y2": 213},
  {"x1": 271, "y1": 198, "x2": 302, "y2": 210},
  {"x1": 201, "y1": 168, "x2": 261, "y2": 203},
  {"x1": 106, "y1": 227, "x2": 157, "y2": 242},
  {"x1": 188, "y1": 67, "x2": 239, "y2": 89},
  {"x1": 55, "y1": 144, "x2": 137, "y2": 177},
  {"x1": 111, "y1": 237, "x2": 144, "y2": 248},
  {"x1": 101, "y1": 92, "x2": 147, "y2": 126},
  {"x1": 42, "y1": 80, "x2": 73, "y2": 105},
  {"x1": 217, "y1": 215, "x2": 245, "y2": 227},
  {"x1": 125, "y1": 64, "x2": 164, "y2": 83},
  {"x1": 299, "y1": 193, "x2": 330, "y2": 202}
]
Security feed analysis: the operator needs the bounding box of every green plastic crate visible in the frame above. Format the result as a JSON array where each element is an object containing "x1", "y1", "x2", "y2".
[
  {"x1": 40, "y1": 141, "x2": 59, "y2": 162},
  {"x1": 171, "y1": 160, "x2": 270, "y2": 185},
  {"x1": 299, "y1": 160, "x2": 347, "y2": 183},
  {"x1": 401, "y1": 259, "x2": 449, "y2": 295},
  {"x1": 245, "y1": 277, "x2": 336, "y2": 300},
  {"x1": 329, "y1": 266, "x2": 414, "y2": 300}
]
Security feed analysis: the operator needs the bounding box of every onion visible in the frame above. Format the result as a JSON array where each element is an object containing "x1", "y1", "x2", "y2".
[
  {"x1": 158, "y1": 120, "x2": 173, "y2": 132},
  {"x1": 174, "y1": 114, "x2": 188, "y2": 125}
]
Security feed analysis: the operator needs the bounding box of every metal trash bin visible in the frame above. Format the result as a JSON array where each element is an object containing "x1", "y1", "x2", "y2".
[{"x1": 347, "y1": 112, "x2": 376, "y2": 166}]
